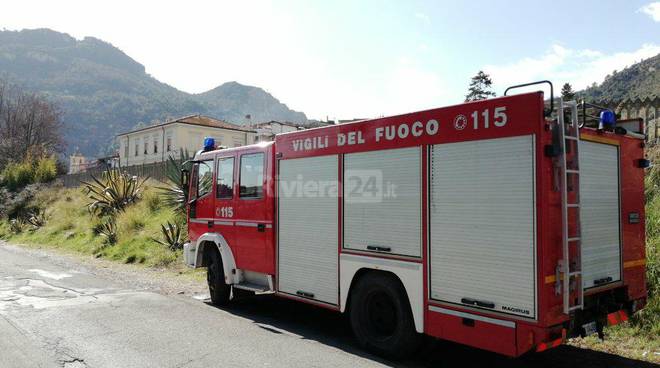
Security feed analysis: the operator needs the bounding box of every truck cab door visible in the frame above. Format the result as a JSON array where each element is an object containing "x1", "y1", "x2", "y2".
[
  {"x1": 212, "y1": 154, "x2": 236, "y2": 250},
  {"x1": 188, "y1": 159, "x2": 215, "y2": 239},
  {"x1": 233, "y1": 149, "x2": 274, "y2": 274}
]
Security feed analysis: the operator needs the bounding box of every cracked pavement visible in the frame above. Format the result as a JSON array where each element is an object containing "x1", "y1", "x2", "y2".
[{"x1": 0, "y1": 243, "x2": 386, "y2": 368}]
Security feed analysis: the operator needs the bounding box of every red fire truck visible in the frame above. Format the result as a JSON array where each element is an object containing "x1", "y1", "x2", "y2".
[{"x1": 182, "y1": 81, "x2": 647, "y2": 359}]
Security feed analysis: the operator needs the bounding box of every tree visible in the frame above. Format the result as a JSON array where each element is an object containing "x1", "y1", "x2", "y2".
[
  {"x1": 0, "y1": 80, "x2": 64, "y2": 170},
  {"x1": 561, "y1": 83, "x2": 576, "y2": 100},
  {"x1": 465, "y1": 71, "x2": 496, "y2": 102}
]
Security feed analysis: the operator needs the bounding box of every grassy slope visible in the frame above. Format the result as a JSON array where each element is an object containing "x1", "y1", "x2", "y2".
[{"x1": 0, "y1": 182, "x2": 183, "y2": 267}]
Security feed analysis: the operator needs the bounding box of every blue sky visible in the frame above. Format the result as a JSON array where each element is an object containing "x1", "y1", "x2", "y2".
[{"x1": 1, "y1": 0, "x2": 659, "y2": 120}]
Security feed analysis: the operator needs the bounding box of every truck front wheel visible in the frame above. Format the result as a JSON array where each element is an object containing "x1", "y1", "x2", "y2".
[
  {"x1": 207, "y1": 248, "x2": 230, "y2": 306},
  {"x1": 349, "y1": 272, "x2": 421, "y2": 359}
]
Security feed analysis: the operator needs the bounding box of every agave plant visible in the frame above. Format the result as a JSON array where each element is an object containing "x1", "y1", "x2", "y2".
[
  {"x1": 81, "y1": 169, "x2": 148, "y2": 217},
  {"x1": 26, "y1": 208, "x2": 49, "y2": 228},
  {"x1": 152, "y1": 221, "x2": 183, "y2": 251},
  {"x1": 9, "y1": 218, "x2": 27, "y2": 234},
  {"x1": 158, "y1": 149, "x2": 192, "y2": 213},
  {"x1": 98, "y1": 218, "x2": 118, "y2": 245}
]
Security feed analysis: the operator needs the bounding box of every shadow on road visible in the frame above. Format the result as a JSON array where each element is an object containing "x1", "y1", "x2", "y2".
[{"x1": 206, "y1": 294, "x2": 657, "y2": 368}]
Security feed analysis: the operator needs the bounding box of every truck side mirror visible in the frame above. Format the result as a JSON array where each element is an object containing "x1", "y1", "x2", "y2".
[{"x1": 181, "y1": 169, "x2": 190, "y2": 190}]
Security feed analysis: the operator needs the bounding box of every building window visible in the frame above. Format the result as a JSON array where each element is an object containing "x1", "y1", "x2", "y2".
[
  {"x1": 124, "y1": 141, "x2": 129, "y2": 158},
  {"x1": 135, "y1": 141, "x2": 139, "y2": 157},
  {"x1": 166, "y1": 136, "x2": 172, "y2": 152},
  {"x1": 143, "y1": 140, "x2": 148, "y2": 155},
  {"x1": 153, "y1": 137, "x2": 158, "y2": 154},
  {"x1": 239, "y1": 153, "x2": 264, "y2": 198},
  {"x1": 216, "y1": 157, "x2": 234, "y2": 199}
]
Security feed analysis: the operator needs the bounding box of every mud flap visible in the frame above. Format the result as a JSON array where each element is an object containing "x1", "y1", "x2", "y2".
[
  {"x1": 536, "y1": 329, "x2": 566, "y2": 353},
  {"x1": 606, "y1": 310, "x2": 629, "y2": 327}
]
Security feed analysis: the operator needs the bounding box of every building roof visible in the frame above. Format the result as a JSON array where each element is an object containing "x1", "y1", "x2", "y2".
[
  {"x1": 336, "y1": 118, "x2": 368, "y2": 124},
  {"x1": 117, "y1": 114, "x2": 256, "y2": 136},
  {"x1": 252, "y1": 120, "x2": 305, "y2": 129}
]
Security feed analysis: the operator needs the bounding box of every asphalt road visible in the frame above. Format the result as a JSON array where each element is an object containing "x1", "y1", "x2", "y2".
[{"x1": 0, "y1": 243, "x2": 656, "y2": 368}]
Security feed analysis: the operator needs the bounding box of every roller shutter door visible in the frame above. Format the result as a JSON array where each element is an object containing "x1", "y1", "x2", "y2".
[
  {"x1": 579, "y1": 140, "x2": 621, "y2": 289},
  {"x1": 278, "y1": 155, "x2": 338, "y2": 305},
  {"x1": 429, "y1": 135, "x2": 536, "y2": 318},
  {"x1": 343, "y1": 147, "x2": 421, "y2": 257}
]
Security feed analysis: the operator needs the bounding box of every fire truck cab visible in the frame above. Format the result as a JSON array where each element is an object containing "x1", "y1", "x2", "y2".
[{"x1": 183, "y1": 82, "x2": 647, "y2": 359}]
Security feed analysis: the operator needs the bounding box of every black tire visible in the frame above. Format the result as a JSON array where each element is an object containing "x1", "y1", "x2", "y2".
[
  {"x1": 207, "y1": 247, "x2": 230, "y2": 306},
  {"x1": 349, "y1": 272, "x2": 421, "y2": 360}
]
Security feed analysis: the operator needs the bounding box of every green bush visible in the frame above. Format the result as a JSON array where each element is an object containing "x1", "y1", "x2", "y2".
[
  {"x1": 34, "y1": 156, "x2": 57, "y2": 183},
  {"x1": 1, "y1": 155, "x2": 58, "y2": 191},
  {"x1": 2, "y1": 161, "x2": 34, "y2": 191}
]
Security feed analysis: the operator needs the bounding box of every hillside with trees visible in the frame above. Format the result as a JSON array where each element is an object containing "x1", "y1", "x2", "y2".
[
  {"x1": 579, "y1": 53, "x2": 660, "y2": 102},
  {"x1": 0, "y1": 29, "x2": 308, "y2": 157}
]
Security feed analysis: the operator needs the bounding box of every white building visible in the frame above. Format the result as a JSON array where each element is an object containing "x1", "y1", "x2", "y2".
[
  {"x1": 68, "y1": 151, "x2": 91, "y2": 174},
  {"x1": 117, "y1": 115, "x2": 256, "y2": 167},
  {"x1": 252, "y1": 121, "x2": 305, "y2": 142}
]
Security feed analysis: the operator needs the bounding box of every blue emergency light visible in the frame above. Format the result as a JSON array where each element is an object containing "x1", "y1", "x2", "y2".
[
  {"x1": 599, "y1": 110, "x2": 616, "y2": 130},
  {"x1": 203, "y1": 137, "x2": 215, "y2": 151}
]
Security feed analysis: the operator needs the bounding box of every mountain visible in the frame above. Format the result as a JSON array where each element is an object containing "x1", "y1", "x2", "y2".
[
  {"x1": 0, "y1": 28, "x2": 307, "y2": 156},
  {"x1": 578, "y1": 53, "x2": 660, "y2": 103},
  {"x1": 196, "y1": 82, "x2": 306, "y2": 124}
]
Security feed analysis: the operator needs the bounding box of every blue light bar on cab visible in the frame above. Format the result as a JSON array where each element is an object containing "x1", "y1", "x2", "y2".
[
  {"x1": 599, "y1": 110, "x2": 616, "y2": 130},
  {"x1": 203, "y1": 137, "x2": 215, "y2": 151}
]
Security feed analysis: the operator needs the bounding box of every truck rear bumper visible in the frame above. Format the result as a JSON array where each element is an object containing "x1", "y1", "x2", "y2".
[{"x1": 536, "y1": 306, "x2": 631, "y2": 354}]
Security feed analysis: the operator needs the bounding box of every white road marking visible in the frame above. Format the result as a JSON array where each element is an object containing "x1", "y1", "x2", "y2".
[
  {"x1": 0, "y1": 276, "x2": 130, "y2": 312},
  {"x1": 28, "y1": 269, "x2": 73, "y2": 280}
]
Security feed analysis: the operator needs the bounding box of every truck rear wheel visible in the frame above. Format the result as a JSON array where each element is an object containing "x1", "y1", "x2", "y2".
[
  {"x1": 207, "y1": 247, "x2": 230, "y2": 306},
  {"x1": 349, "y1": 272, "x2": 420, "y2": 360}
]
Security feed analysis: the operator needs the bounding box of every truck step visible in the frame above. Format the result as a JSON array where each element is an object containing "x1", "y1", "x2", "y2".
[{"x1": 233, "y1": 282, "x2": 272, "y2": 293}]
